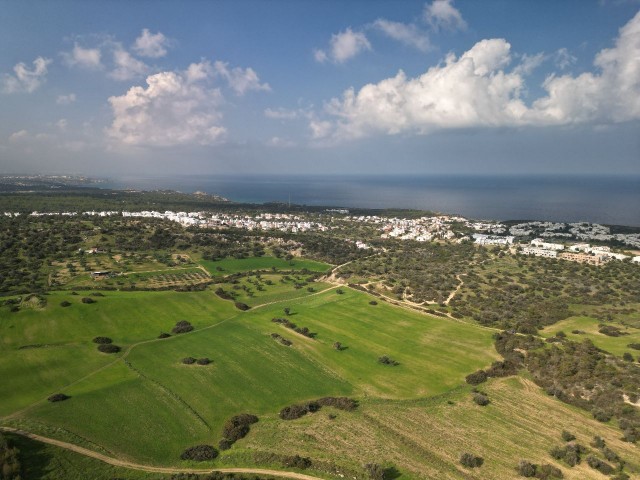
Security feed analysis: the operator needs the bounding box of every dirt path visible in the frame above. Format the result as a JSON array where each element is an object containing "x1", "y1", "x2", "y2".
[
  {"x1": 444, "y1": 274, "x2": 465, "y2": 306},
  {"x1": 0, "y1": 427, "x2": 324, "y2": 480}
]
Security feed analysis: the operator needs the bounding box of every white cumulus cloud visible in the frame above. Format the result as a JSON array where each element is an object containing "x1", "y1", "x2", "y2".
[
  {"x1": 315, "y1": 28, "x2": 372, "y2": 63},
  {"x1": 9, "y1": 130, "x2": 29, "y2": 141},
  {"x1": 1, "y1": 57, "x2": 52, "y2": 93},
  {"x1": 264, "y1": 107, "x2": 301, "y2": 120},
  {"x1": 107, "y1": 62, "x2": 227, "y2": 147},
  {"x1": 424, "y1": 0, "x2": 467, "y2": 31},
  {"x1": 109, "y1": 48, "x2": 149, "y2": 80},
  {"x1": 62, "y1": 43, "x2": 102, "y2": 69},
  {"x1": 372, "y1": 19, "x2": 430, "y2": 51},
  {"x1": 212, "y1": 61, "x2": 270, "y2": 95},
  {"x1": 313, "y1": 11, "x2": 640, "y2": 141},
  {"x1": 132, "y1": 29, "x2": 170, "y2": 58}
]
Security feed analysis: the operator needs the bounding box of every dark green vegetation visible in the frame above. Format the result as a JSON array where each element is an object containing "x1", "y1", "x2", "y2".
[
  {"x1": 1, "y1": 190, "x2": 640, "y2": 479},
  {"x1": 0, "y1": 432, "x2": 21, "y2": 479}
]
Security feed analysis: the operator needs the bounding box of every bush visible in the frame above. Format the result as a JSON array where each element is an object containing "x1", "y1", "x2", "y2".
[
  {"x1": 628, "y1": 343, "x2": 640, "y2": 350},
  {"x1": 459, "y1": 452, "x2": 483, "y2": 468},
  {"x1": 60, "y1": 300, "x2": 71, "y2": 307},
  {"x1": 369, "y1": 300, "x2": 378, "y2": 305},
  {"x1": 81, "y1": 297, "x2": 95, "y2": 304},
  {"x1": 282, "y1": 455, "x2": 312, "y2": 469},
  {"x1": 473, "y1": 393, "x2": 490, "y2": 406},
  {"x1": 378, "y1": 355, "x2": 399, "y2": 366},
  {"x1": 97, "y1": 343, "x2": 121, "y2": 354},
  {"x1": 270, "y1": 333, "x2": 292, "y2": 346},
  {"x1": 517, "y1": 460, "x2": 537, "y2": 477},
  {"x1": 182, "y1": 357, "x2": 196, "y2": 365},
  {"x1": 47, "y1": 393, "x2": 70, "y2": 402},
  {"x1": 537, "y1": 464, "x2": 563, "y2": 479},
  {"x1": 363, "y1": 463, "x2": 386, "y2": 480},
  {"x1": 465, "y1": 370, "x2": 488, "y2": 385},
  {"x1": 92, "y1": 336, "x2": 113, "y2": 344},
  {"x1": 622, "y1": 352, "x2": 634, "y2": 362},
  {"x1": 234, "y1": 302, "x2": 250, "y2": 311},
  {"x1": 317, "y1": 397, "x2": 358, "y2": 411},
  {"x1": 280, "y1": 402, "x2": 318, "y2": 420},
  {"x1": 158, "y1": 332, "x2": 171, "y2": 339},
  {"x1": 586, "y1": 455, "x2": 614, "y2": 475},
  {"x1": 180, "y1": 444, "x2": 218, "y2": 461},
  {"x1": 591, "y1": 436, "x2": 605, "y2": 449},
  {"x1": 592, "y1": 409, "x2": 612, "y2": 422},
  {"x1": 561, "y1": 430, "x2": 575, "y2": 442},
  {"x1": 172, "y1": 320, "x2": 194, "y2": 334},
  {"x1": 218, "y1": 438, "x2": 233, "y2": 451},
  {"x1": 196, "y1": 358, "x2": 211, "y2": 365},
  {"x1": 220, "y1": 413, "x2": 259, "y2": 448},
  {"x1": 333, "y1": 341, "x2": 344, "y2": 350}
]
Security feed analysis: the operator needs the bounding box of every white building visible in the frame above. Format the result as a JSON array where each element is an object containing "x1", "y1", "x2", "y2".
[
  {"x1": 522, "y1": 246, "x2": 558, "y2": 258},
  {"x1": 531, "y1": 238, "x2": 564, "y2": 251}
]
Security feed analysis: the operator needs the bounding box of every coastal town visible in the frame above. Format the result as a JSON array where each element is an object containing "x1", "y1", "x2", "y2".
[{"x1": 10, "y1": 208, "x2": 640, "y2": 267}]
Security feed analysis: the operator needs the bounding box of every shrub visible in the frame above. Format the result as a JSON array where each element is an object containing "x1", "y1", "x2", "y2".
[
  {"x1": 60, "y1": 300, "x2": 71, "y2": 307},
  {"x1": 197, "y1": 358, "x2": 211, "y2": 365},
  {"x1": 537, "y1": 464, "x2": 563, "y2": 479},
  {"x1": 158, "y1": 332, "x2": 171, "y2": 339},
  {"x1": 219, "y1": 413, "x2": 259, "y2": 448},
  {"x1": 628, "y1": 343, "x2": 640, "y2": 350},
  {"x1": 282, "y1": 455, "x2": 312, "y2": 469},
  {"x1": 336, "y1": 289, "x2": 344, "y2": 294},
  {"x1": 180, "y1": 444, "x2": 218, "y2": 461},
  {"x1": 81, "y1": 297, "x2": 95, "y2": 304},
  {"x1": 460, "y1": 452, "x2": 484, "y2": 468},
  {"x1": 561, "y1": 430, "x2": 575, "y2": 442},
  {"x1": 333, "y1": 341, "x2": 344, "y2": 350},
  {"x1": 369, "y1": 300, "x2": 378, "y2": 305},
  {"x1": 592, "y1": 409, "x2": 612, "y2": 422},
  {"x1": 172, "y1": 320, "x2": 194, "y2": 334},
  {"x1": 218, "y1": 438, "x2": 233, "y2": 451},
  {"x1": 280, "y1": 402, "x2": 318, "y2": 420},
  {"x1": 622, "y1": 352, "x2": 634, "y2": 362},
  {"x1": 586, "y1": 455, "x2": 614, "y2": 475},
  {"x1": 591, "y1": 436, "x2": 605, "y2": 449},
  {"x1": 182, "y1": 357, "x2": 196, "y2": 365},
  {"x1": 270, "y1": 333, "x2": 292, "y2": 346},
  {"x1": 316, "y1": 397, "x2": 358, "y2": 411},
  {"x1": 465, "y1": 370, "x2": 488, "y2": 385},
  {"x1": 97, "y1": 344, "x2": 121, "y2": 354},
  {"x1": 363, "y1": 463, "x2": 386, "y2": 480},
  {"x1": 473, "y1": 393, "x2": 490, "y2": 406},
  {"x1": 516, "y1": 460, "x2": 537, "y2": 477},
  {"x1": 47, "y1": 393, "x2": 70, "y2": 402},
  {"x1": 378, "y1": 355, "x2": 399, "y2": 366},
  {"x1": 234, "y1": 302, "x2": 250, "y2": 311},
  {"x1": 92, "y1": 336, "x2": 113, "y2": 344}
]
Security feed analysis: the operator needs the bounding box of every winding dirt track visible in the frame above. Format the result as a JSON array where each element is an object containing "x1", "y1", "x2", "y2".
[{"x1": 0, "y1": 427, "x2": 324, "y2": 480}]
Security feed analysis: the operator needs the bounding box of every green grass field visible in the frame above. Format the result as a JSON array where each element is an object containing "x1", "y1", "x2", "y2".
[
  {"x1": 199, "y1": 256, "x2": 331, "y2": 276},
  {"x1": 2, "y1": 273, "x2": 638, "y2": 479},
  {"x1": 1, "y1": 285, "x2": 499, "y2": 470},
  {"x1": 541, "y1": 315, "x2": 640, "y2": 357}
]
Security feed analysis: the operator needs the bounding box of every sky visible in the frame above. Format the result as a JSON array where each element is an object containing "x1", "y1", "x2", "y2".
[{"x1": 1, "y1": 0, "x2": 639, "y2": 177}]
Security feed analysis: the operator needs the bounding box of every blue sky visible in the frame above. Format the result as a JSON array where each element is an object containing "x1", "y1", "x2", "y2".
[{"x1": 1, "y1": 0, "x2": 639, "y2": 176}]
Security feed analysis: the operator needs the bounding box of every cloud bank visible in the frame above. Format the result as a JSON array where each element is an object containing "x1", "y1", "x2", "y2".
[{"x1": 312, "y1": 11, "x2": 640, "y2": 141}]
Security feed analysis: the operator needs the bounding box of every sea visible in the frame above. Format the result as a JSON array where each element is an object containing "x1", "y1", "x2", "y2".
[{"x1": 105, "y1": 174, "x2": 640, "y2": 227}]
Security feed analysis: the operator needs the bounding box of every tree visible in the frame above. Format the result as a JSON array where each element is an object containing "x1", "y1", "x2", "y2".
[
  {"x1": 284, "y1": 307, "x2": 291, "y2": 315},
  {"x1": 561, "y1": 430, "x2": 575, "y2": 442},
  {"x1": 516, "y1": 460, "x2": 537, "y2": 477}
]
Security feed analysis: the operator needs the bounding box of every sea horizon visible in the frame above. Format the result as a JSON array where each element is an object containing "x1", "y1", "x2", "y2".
[{"x1": 102, "y1": 173, "x2": 640, "y2": 227}]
